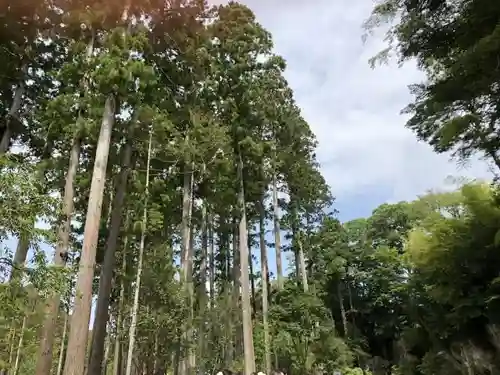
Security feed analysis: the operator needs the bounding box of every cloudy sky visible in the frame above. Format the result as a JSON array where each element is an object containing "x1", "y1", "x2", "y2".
[{"x1": 227, "y1": 0, "x2": 494, "y2": 222}]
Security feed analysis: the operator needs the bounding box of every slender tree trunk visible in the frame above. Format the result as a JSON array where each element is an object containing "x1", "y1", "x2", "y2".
[
  {"x1": 179, "y1": 159, "x2": 194, "y2": 375},
  {"x1": 347, "y1": 281, "x2": 356, "y2": 330},
  {"x1": 231, "y1": 221, "x2": 240, "y2": 360},
  {"x1": 0, "y1": 74, "x2": 25, "y2": 154},
  {"x1": 337, "y1": 281, "x2": 348, "y2": 337},
  {"x1": 63, "y1": 95, "x2": 116, "y2": 375},
  {"x1": 112, "y1": 335, "x2": 122, "y2": 375},
  {"x1": 56, "y1": 312, "x2": 69, "y2": 375},
  {"x1": 103, "y1": 333, "x2": 111, "y2": 375},
  {"x1": 88, "y1": 141, "x2": 133, "y2": 375},
  {"x1": 7, "y1": 327, "x2": 17, "y2": 370},
  {"x1": 237, "y1": 153, "x2": 255, "y2": 375},
  {"x1": 247, "y1": 235, "x2": 256, "y2": 318},
  {"x1": 12, "y1": 315, "x2": 26, "y2": 375},
  {"x1": 36, "y1": 136, "x2": 81, "y2": 375},
  {"x1": 187, "y1": 222, "x2": 196, "y2": 372},
  {"x1": 152, "y1": 332, "x2": 159, "y2": 375},
  {"x1": 113, "y1": 218, "x2": 130, "y2": 375},
  {"x1": 125, "y1": 129, "x2": 153, "y2": 375},
  {"x1": 198, "y1": 202, "x2": 208, "y2": 369},
  {"x1": 173, "y1": 344, "x2": 180, "y2": 375},
  {"x1": 272, "y1": 173, "x2": 283, "y2": 290},
  {"x1": 208, "y1": 213, "x2": 215, "y2": 310},
  {"x1": 259, "y1": 199, "x2": 271, "y2": 374},
  {"x1": 292, "y1": 204, "x2": 308, "y2": 292},
  {"x1": 297, "y1": 231, "x2": 308, "y2": 292},
  {"x1": 221, "y1": 226, "x2": 232, "y2": 367}
]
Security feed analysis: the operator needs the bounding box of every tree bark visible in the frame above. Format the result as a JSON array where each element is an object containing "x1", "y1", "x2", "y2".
[
  {"x1": 56, "y1": 312, "x2": 69, "y2": 375},
  {"x1": 292, "y1": 204, "x2": 308, "y2": 292},
  {"x1": 0, "y1": 74, "x2": 25, "y2": 154},
  {"x1": 113, "y1": 217, "x2": 130, "y2": 375},
  {"x1": 272, "y1": 173, "x2": 283, "y2": 290},
  {"x1": 247, "y1": 235, "x2": 256, "y2": 318},
  {"x1": 259, "y1": 199, "x2": 271, "y2": 374},
  {"x1": 35, "y1": 136, "x2": 81, "y2": 375},
  {"x1": 179, "y1": 159, "x2": 194, "y2": 375},
  {"x1": 231, "y1": 220, "x2": 240, "y2": 361},
  {"x1": 102, "y1": 332, "x2": 111, "y2": 375},
  {"x1": 198, "y1": 202, "x2": 208, "y2": 368},
  {"x1": 88, "y1": 140, "x2": 133, "y2": 375},
  {"x1": 208, "y1": 213, "x2": 215, "y2": 310},
  {"x1": 237, "y1": 153, "x2": 255, "y2": 375},
  {"x1": 125, "y1": 129, "x2": 153, "y2": 375},
  {"x1": 297, "y1": 231, "x2": 308, "y2": 292},
  {"x1": 7, "y1": 327, "x2": 17, "y2": 371},
  {"x1": 337, "y1": 281, "x2": 348, "y2": 337},
  {"x1": 9, "y1": 237, "x2": 30, "y2": 283},
  {"x1": 187, "y1": 220, "x2": 196, "y2": 372},
  {"x1": 63, "y1": 95, "x2": 116, "y2": 375},
  {"x1": 12, "y1": 315, "x2": 26, "y2": 375}
]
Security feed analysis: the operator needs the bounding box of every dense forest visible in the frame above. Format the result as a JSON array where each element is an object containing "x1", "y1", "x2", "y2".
[{"x1": 0, "y1": 0, "x2": 499, "y2": 375}]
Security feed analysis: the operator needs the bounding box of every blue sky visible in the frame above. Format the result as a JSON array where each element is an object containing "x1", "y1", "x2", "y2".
[{"x1": 237, "y1": 0, "x2": 494, "y2": 215}]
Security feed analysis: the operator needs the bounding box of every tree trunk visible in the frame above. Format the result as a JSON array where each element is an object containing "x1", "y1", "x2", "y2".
[
  {"x1": 297, "y1": 231, "x2": 308, "y2": 292},
  {"x1": 0, "y1": 75, "x2": 25, "y2": 154},
  {"x1": 237, "y1": 153, "x2": 255, "y2": 375},
  {"x1": 103, "y1": 333, "x2": 111, "y2": 375},
  {"x1": 187, "y1": 221, "x2": 196, "y2": 372},
  {"x1": 179, "y1": 159, "x2": 194, "y2": 375},
  {"x1": 88, "y1": 141, "x2": 133, "y2": 375},
  {"x1": 36, "y1": 136, "x2": 81, "y2": 375},
  {"x1": 112, "y1": 332, "x2": 122, "y2": 375},
  {"x1": 247, "y1": 235, "x2": 256, "y2": 319},
  {"x1": 220, "y1": 225, "x2": 232, "y2": 367},
  {"x1": 347, "y1": 281, "x2": 356, "y2": 330},
  {"x1": 208, "y1": 213, "x2": 215, "y2": 310},
  {"x1": 9, "y1": 237, "x2": 30, "y2": 283},
  {"x1": 337, "y1": 281, "x2": 348, "y2": 337},
  {"x1": 272, "y1": 173, "x2": 283, "y2": 290},
  {"x1": 231, "y1": 220, "x2": 240, "y2": 361},
  {"x1": 63, "y1": 95, "x2": 116, "y2": 375},
  {"x1": 292, "y1": 205, "x2": 308, "y2": 292},
  {"x1": 56, "y1": 312, "x2": 69, "y2": 375},
  {"x1": 7, "y1": 327, "x2": 17, "y2": 371},
  {"x1": 113, "y1": 218, "x2": 130, "y2": 375},
  {"x1": 198, "y1": 202, "x2": 208, "y2": 369},
  {"x1": 152, "y1": 332, "x2": 159, "y2": 375},
  {"x1": 12, "y1": 315, "x2": 26, "y2": 375},
  {"x1": 125, "y1": 129, "x2": 153, "y2": 375},
  {"x1": 259, "y1": 200, "x2": 271, "y2": 374}
]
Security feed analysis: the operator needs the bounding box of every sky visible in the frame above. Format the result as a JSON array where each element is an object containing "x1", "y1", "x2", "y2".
[{"x1": 227, "y1": 0, "x2": 495, "y2": 223}]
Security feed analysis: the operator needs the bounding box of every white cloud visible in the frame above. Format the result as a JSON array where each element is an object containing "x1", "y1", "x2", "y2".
[{"x1": 225, "y1": 0, "x2": 494, "y2": 205}]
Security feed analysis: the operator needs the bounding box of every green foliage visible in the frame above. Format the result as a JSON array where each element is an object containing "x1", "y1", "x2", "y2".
[
  {"x1": 366, "y1": 0, "x2": 500, "y2": 169},
  {"x1": 301, "y1": 181, "x2": 500, "y2": 374},
  {"x1": 0, "y1": 156, "x2": 57, "y2": 243},
  {"x1": 270, "y1": 285, "x2": 353, "y2": 374}
]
